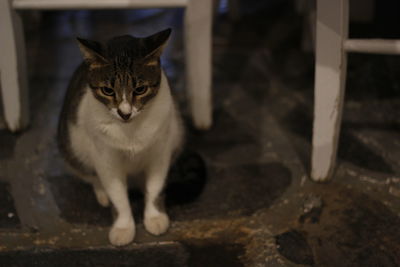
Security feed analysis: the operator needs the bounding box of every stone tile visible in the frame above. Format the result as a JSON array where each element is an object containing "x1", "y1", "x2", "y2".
[
  {"x1": 47, "y1": 175, "x2": 113, "y2": 227},
  {"x1": 0, "y1": 244, "x2": 187, "y2": 267},
  {"x1": 276, "y1": 184, "x2": 400, "y2": 266},
  {"x1": 0, "y1": 182, "x2": 20, "y2": 229},
  {"x1": 168, "y1": 162, "x2": 291, "y2": 221},
  {"x1": 0, "y1": 130, "x2": 17, "y2": 160}
]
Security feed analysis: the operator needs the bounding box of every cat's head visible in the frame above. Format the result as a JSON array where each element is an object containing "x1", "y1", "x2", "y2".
[{"x1": 77, "y1": 28, "x2": 171, "y2": 122}]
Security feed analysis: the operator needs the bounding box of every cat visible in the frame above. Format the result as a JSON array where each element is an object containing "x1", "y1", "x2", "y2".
[{"x1": 57, "y1": 28, "x2": 184, "y2": 246}]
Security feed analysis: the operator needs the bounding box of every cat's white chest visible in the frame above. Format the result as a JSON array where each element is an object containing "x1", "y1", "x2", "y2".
[
  {"x1": 95, "y1": 120, "x2": 157, "y2": 154},
  {"x1": 69, "y1": 73, "x2": 182, "y2": 172}
]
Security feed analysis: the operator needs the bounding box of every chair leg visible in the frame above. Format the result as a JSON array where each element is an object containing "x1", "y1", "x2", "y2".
[
  {"x1": 184, "y1": 0, "x2": 213, "y2": 130},
  {"x1": 0, "y1": 0, "x2": 29, "y2": 132},
  {"x1": 311, "y1": 0, "x2": 349, "y2": 181}
]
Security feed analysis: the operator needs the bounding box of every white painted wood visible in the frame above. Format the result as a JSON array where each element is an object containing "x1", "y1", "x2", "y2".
[
  {"x1": 344, "y1": 39, "x2": 400, "y2": 54},
  {"x1": 184, "y1": 0, "x2": 213, "y2": 130},
  {"x1": 13, "y1": 0, "x2": 188, "y2": 9},
  {"x1": 0, "y1": 0, "x2": 29, "y2": 132},
  {"x1": 311, "y1": 0, "x2": 349, "y2": 181}
]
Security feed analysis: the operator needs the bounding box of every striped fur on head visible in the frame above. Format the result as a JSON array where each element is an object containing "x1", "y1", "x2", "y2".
[{"x1": 77, "y1": 28, "x2": 171, "y2": 121}]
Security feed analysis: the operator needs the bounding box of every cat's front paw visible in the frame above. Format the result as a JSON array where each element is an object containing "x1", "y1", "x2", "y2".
[
  {"x1": 109, "y1": 223, "x2": 135, "y2": 246},
  {"x1": 144, "y1": 212, "x2": 170, "y2": 236}
]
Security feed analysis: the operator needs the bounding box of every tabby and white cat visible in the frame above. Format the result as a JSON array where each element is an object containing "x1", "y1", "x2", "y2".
[{"x1": 57, "y1": 29, "x2": 184, "y2": 246}]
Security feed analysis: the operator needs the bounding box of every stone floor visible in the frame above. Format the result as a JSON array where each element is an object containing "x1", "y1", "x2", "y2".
[{"x1": 0, "y1": 1, "x2": 400, "y2": 266}]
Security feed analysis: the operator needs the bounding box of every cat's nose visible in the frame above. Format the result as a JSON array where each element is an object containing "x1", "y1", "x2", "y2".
[{"x1": 117, "y1": 109, "x2": 131, "y2": 121}]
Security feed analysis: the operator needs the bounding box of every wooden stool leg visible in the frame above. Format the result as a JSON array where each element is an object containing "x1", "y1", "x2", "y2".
[
  {"x1": 311, "y1": 0, "x2": 349, "y2": 181},
  {"x1": 0, "y1": 0, "x2": 29, "y2": 132},
  {"x1": 184, "y1": 0, "x2": 213, "y2": 130}
]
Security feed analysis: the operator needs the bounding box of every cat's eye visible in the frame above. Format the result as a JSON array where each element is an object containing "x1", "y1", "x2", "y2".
[
  {"x1": 134, "y1": 86, "x2": 148, "y2": 95},
  {"x1": 101, "y1": 87, "x2": 115, "y2": 96}
]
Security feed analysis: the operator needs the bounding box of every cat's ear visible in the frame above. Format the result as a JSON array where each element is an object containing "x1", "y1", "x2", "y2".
[
  {"x1": 76, "y1": 37, "x2": 108, "y2": 68},
  {"x1": 143, "y1": 28, "x2": 171, "y2": 64}
]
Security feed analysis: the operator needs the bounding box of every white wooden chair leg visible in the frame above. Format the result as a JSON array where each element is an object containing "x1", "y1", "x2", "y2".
[
  {"x1": 0, "y1": 0, "x2": 29, "y2": 132},
  {"x1": 311, "y1": 0, "x2": 349, "y2": 181},
  {"x1": 184, "y1": 0, "x2": 213, "y2": 130}
]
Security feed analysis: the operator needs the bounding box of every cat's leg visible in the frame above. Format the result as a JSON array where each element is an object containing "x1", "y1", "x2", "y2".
[
  {"x1": 92, "y1": 178, "x2": 110, "y2": 207},
  {"x1": 94, "y1": 152, "x2": 135, "y2": 246},
  {"x1": 143, "y1": 154, "x2": 171, "y2": 236},
  {"x1": 71, "y1": 172, "x2": 110, "y2": 207}
]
